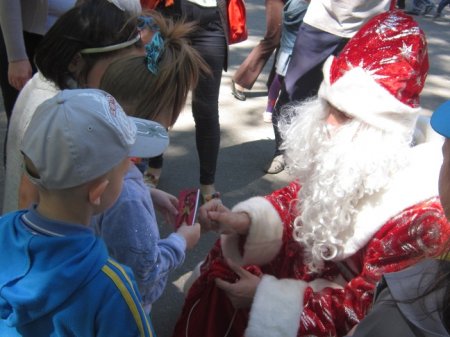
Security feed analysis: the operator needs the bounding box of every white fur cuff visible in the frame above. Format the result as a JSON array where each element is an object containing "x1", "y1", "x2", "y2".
[
  {"x1": 246, "y1": 275, "x2": 307, "y2": 337},
  {"x1": 221, "y1": 197, "x2": 283, "y2": 265}
]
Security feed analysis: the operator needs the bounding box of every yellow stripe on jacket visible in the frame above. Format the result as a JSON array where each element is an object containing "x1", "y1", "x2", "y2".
[{"x1": 102, "y1": 259, "x2": 153, "y2": 337}]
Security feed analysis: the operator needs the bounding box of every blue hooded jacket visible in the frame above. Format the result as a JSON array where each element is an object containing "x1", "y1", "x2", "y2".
[
  {"x1": 0, "y1": 208, "x2": 155, "y2": 337},
  {"x1": 91, "y1": 164, "x2": 186, "y2": 313}
]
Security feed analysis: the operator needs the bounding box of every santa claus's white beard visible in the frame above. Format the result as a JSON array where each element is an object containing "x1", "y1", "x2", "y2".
[{"x1": 279, "y1": 98, "x2": 412, "y2": 271}]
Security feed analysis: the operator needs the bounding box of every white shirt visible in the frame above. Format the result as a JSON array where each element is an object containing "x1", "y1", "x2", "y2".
[
  {"x1": 303, "y1": 0, "x2": 392, "y2": 38},
  {"x1": 187, "y1": 0, "x2": 217, "y2": 8}
]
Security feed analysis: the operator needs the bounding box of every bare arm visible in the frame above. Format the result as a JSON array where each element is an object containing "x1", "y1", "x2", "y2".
[{"x1": 0, "y1": 1, "x2": 32, "y2": 90}]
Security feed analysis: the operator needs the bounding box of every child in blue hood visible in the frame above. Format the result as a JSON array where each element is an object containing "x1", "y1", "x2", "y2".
[{"x1": 0, "y1": 89, "x2": 166, "y2": 337}]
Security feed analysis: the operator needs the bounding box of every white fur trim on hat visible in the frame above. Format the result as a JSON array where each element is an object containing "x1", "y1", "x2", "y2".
[
  {"x1": 319, "y1": 56, "x2": 420, "y2": 136},
  {"x1": 221, "y1": 197, "x2": 283, "y2": 266}
]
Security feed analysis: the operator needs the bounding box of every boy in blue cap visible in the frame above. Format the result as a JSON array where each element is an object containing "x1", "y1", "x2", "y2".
[{"x1": 0, "y1": 88, "x2": 168, "y2": 337}]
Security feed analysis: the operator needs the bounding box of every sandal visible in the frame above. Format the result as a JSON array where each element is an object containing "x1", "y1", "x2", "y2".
[
  {"x1": 200, "y1": 184, "x2": 221, "y2": 203},
  {"x1": 231, "y1": 80, "x2": 246, "y2": 101},
  {"x1": 143, "y1": 171, "x2": 160, "y2": 188},
  {"x1": 264, "y1": 155, "x2": 285, "y2": 174},
  {"x1": 202, "y1": 191, "x2": 221, "y2": 204}
]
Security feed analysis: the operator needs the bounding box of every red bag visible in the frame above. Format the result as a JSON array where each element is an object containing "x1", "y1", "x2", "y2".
[
  {"x1": 227, "y1": 0, "x2": 248, "y2": 44},
  {"x1": 172, "y1": 241, "x2": 262, "y2": 337}
]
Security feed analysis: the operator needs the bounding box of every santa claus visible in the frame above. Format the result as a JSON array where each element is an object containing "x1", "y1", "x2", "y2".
[{"x1": 172, "y1": 10, "x2": 450, "y2": 337}]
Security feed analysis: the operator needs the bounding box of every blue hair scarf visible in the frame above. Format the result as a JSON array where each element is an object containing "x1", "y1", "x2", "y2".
[
  {"x1": 139, "y1": 16, "x2": 165, "y2": 75},
  {"x1": 145, "y1": 32, "x2": 164, "y2": 75}
]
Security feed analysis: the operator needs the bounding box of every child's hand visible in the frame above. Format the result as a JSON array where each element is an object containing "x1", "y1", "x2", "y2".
[
  {"x1": 150, "y1": 188, "x2": 179, "y2": 225},
  {"x1": 177, "y1": 222, "x2": 201, "y2": 250}
]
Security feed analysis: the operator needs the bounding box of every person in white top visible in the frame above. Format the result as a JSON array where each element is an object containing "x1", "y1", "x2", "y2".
[
  {"x1": 0, "y1": 0, "x2": 75, "y2": 122},
  {"x1": 265, "y1": 0, "x2": 395, "y2": 175},
  {"x1": 2, "y1": 0, "x2": 143, "y2": 214}
]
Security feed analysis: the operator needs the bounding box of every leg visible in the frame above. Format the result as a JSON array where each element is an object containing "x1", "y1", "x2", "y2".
[
  {"x1": 263, "y1": 78, "x2": 289, "y2": 174},
  {"x1": 436, "y1": 0, "x2": 450, "y2": 14},
  {"x1": 232, "y1": 0, "x2": 284, "y2": 89},
  {"x1": 266, "y1": 48, "x2": 279, "y2": 89},
  {"x1": 272, "y1": 80, "x2": 289, "y2": 158},
  {"x1": 284, "y1": 23, "x2": 348, "y2": 102},
  {"x1": 264, "y1": 73, "x2": 281, "y2": 122},
  {"x1": 190, "y1": 32, "x2": 226, "y2": 190},
  {"x1": 423, "y1": 0, "x2": 435, "y2": 14},
  {"x1": 444, "y1": 0, "x2": 450, "y2": 10},
  {"x1": 409, "y1": 0, "x2": 424, "y2": 13}
]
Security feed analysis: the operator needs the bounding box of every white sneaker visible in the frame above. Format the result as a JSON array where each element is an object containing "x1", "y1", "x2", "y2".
[{"x1": 263, "y1": 111, "x2": 272, "y2": 123}]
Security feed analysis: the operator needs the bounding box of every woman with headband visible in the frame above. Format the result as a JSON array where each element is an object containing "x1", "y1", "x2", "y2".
[{"x1": 2, "y1": 0, "x2": 143, "y2": 214}]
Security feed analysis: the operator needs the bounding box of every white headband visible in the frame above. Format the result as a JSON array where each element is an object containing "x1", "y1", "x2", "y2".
[
  {"x1": 80, "y1": 34, "x2": 140, "y2": 54},
  {"x1": 107, "y1": 0, "x2": 142, "y2": 15},
  {"x1": 107, "y1": 0, "x2": 126, "y2": 11}
]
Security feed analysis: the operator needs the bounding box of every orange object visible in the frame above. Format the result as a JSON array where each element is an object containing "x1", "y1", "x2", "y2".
[
  {"x1": 140, "y1": 0, "x2": 173, "y2": 9},
  {"x1": 227, "y1": 0, "x2": 248, "y2": 44}
]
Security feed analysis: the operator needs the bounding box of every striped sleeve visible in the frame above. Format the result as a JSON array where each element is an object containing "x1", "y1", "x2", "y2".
[{"x1": 102, "y1": 259, "x2": 156, "y2": 337}]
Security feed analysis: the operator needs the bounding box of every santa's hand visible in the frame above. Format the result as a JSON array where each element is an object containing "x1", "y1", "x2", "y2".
[
  {"x1": 215, "y1": 259, "x2": 261, "y2": 309},
  {"x1": 198, "y1": 199, "x2": 229, "y2": 232},
  {"x1": 208, "y1": 209, "x2": 251, "y2": 235}
]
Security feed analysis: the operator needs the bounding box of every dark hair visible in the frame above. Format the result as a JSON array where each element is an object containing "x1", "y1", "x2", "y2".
[
  {"x1": 437, "y1": 252, "x2": 450, "y2": 332},
  {"x1": 35, "y1": 0, "x2": 141, "y2": 89},
  {"x1": 400, "y1": 246, "x2": 450, "y2": 332},
  {"x1": 100, "y1": 11, "x2": 210, "y2": 127}
]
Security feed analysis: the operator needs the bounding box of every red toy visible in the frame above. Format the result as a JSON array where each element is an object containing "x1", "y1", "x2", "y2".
[{"x1": 175, "y1": 189, "x2": 201, "y2": 228}]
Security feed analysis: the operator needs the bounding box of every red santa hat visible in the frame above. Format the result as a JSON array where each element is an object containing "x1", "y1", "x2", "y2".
[{"x1": 318, "y1": 10, "x2": 429, "y2": 136}]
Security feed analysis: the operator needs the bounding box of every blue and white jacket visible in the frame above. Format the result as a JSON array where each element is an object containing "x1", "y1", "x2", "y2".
[
  {"x1": 0, "y1": 207, "x2": 156, "y2": 337},
  {"x1": 91, "y1": 164, "x2": 186, "y2": 313}
]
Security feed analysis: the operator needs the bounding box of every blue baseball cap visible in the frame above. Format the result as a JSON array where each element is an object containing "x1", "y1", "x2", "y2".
[{"x1": 430, "y1": 101, "x2": 450, "y2": 138}]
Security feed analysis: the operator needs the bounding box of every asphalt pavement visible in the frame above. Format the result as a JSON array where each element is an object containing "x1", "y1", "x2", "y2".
[{"x1": 0, "y1": 2, "x2": 449, "y2": 336}]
